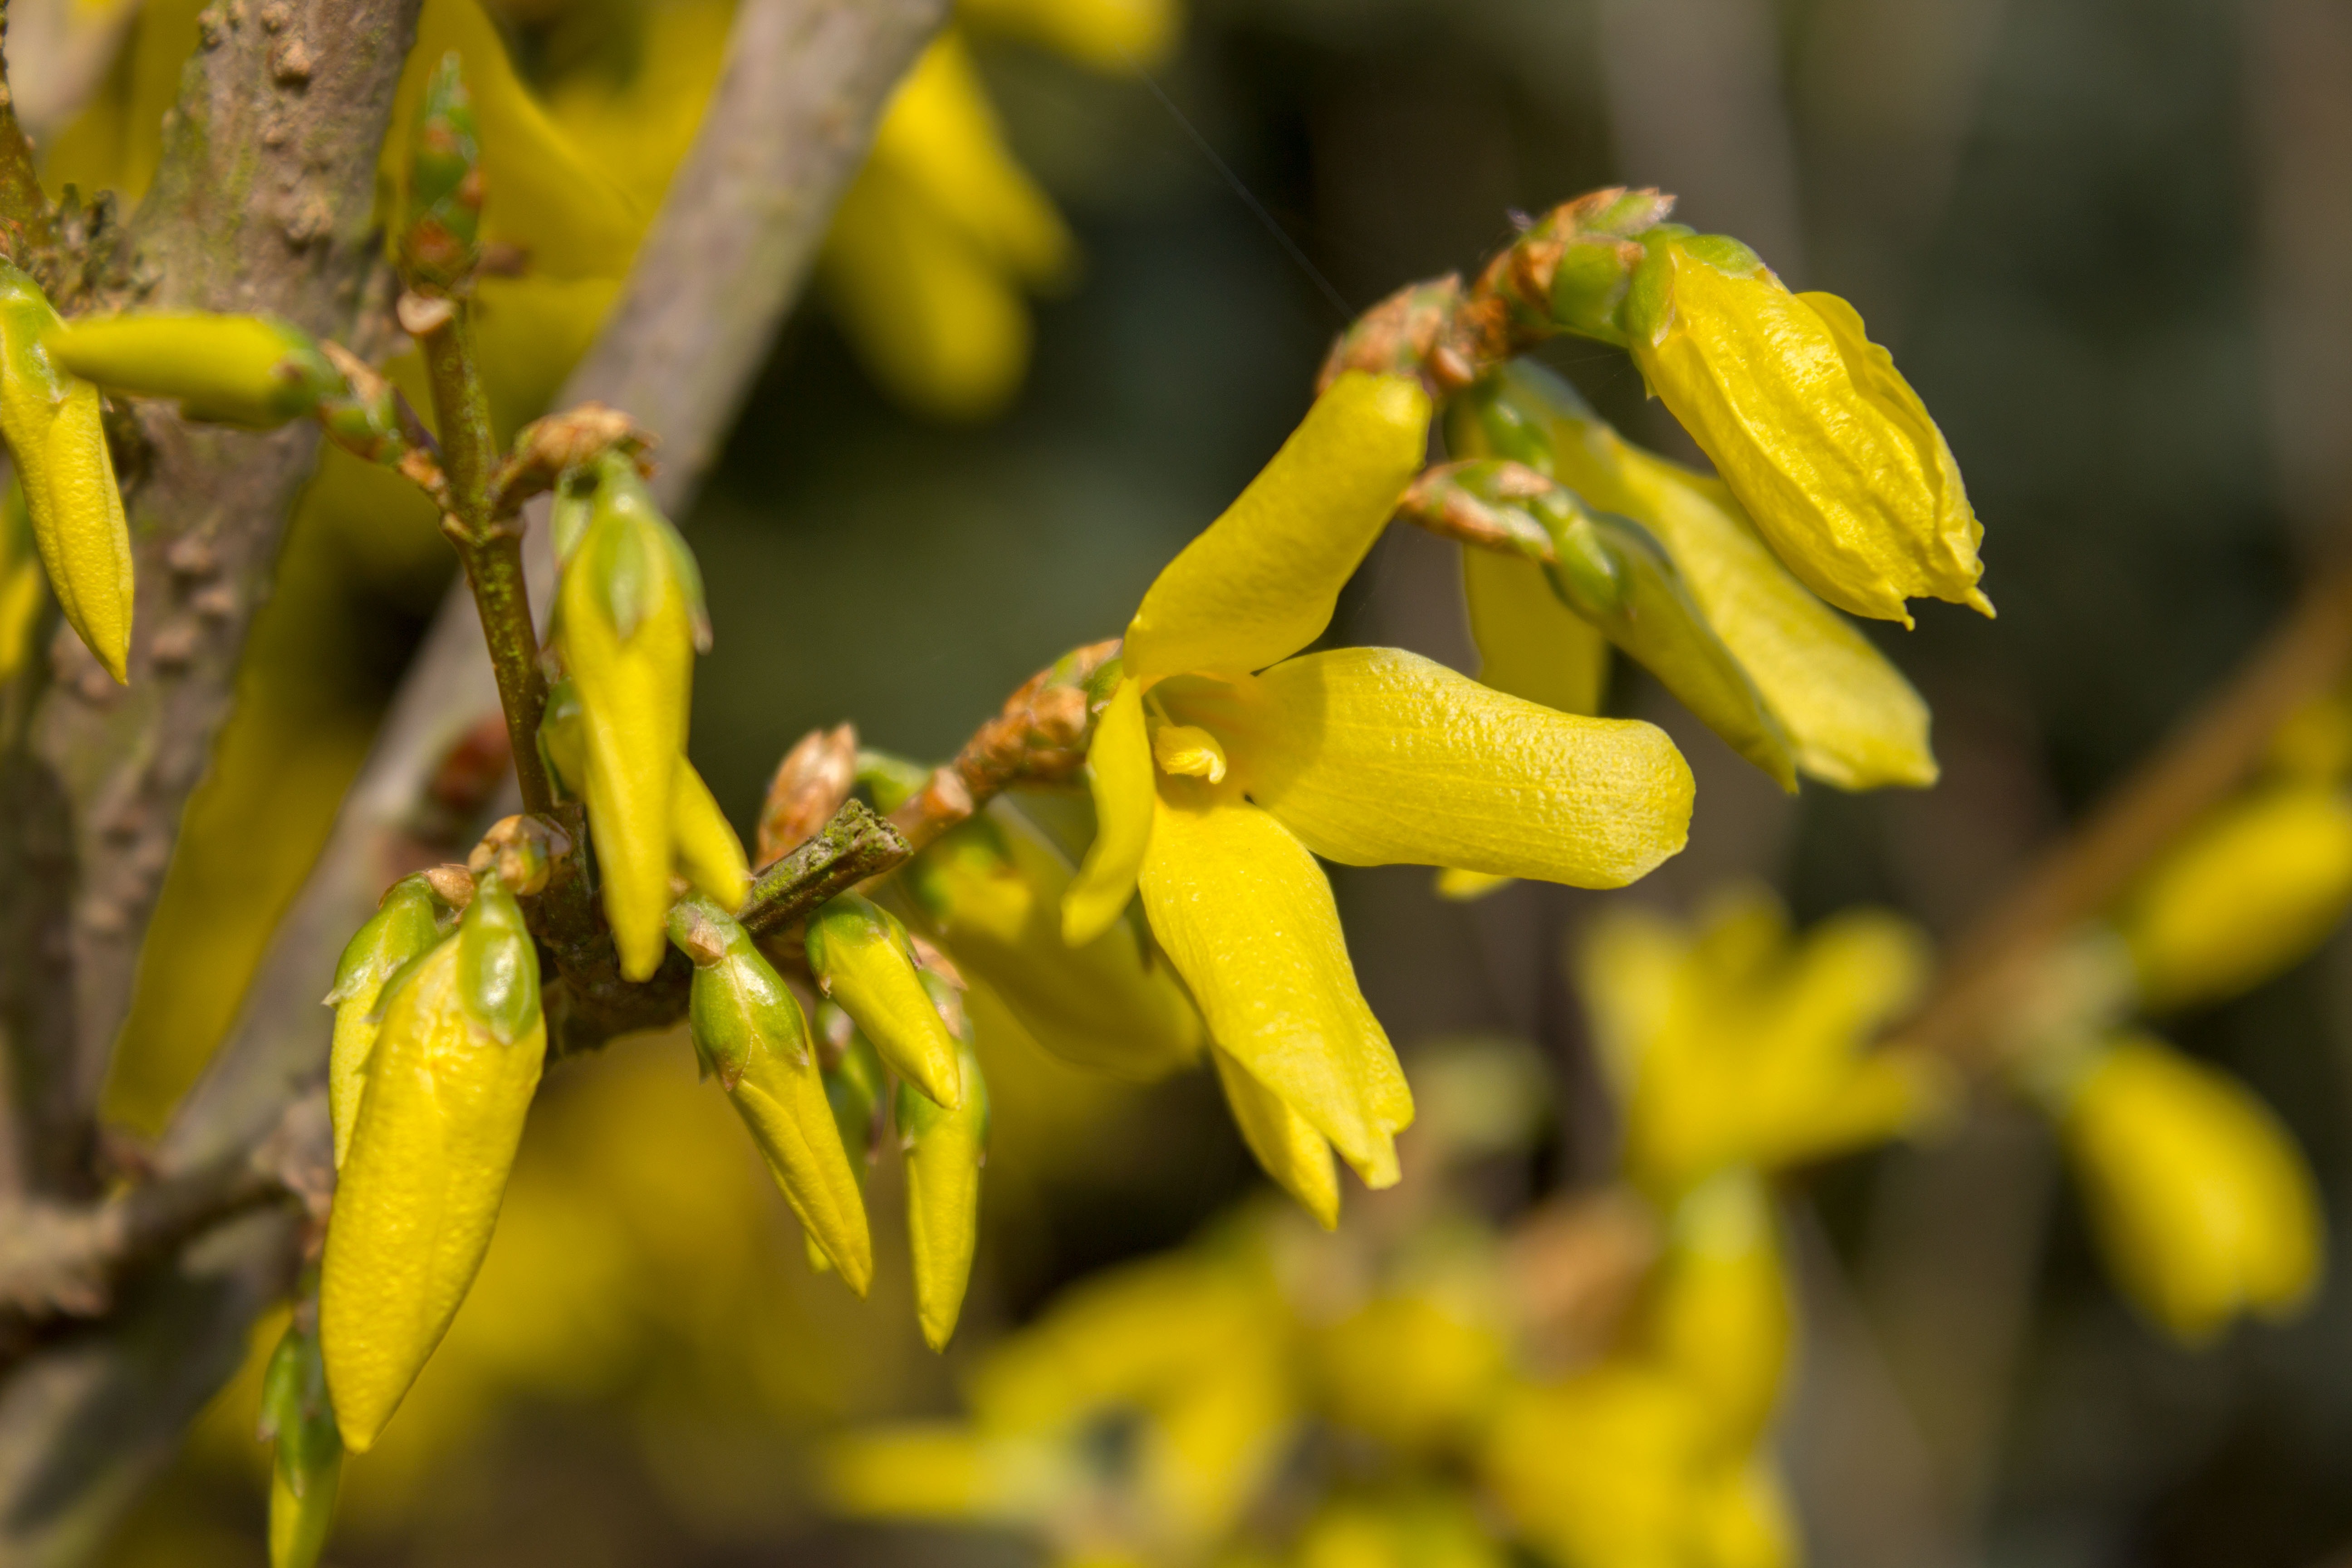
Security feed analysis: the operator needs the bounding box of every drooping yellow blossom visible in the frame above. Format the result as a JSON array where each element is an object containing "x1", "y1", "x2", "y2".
[
  {"x1": 2058, "y1": 1034, "x2": 2323, "y2": 1344},
  {"x1": 1630, "y1": 1171, "x2": 1792, "y2": 1456},
  {"x1": 1620, "y1": 230, "x2": 1989, "y2": 627},
  {"x1": 549, "y1": 455, "x2": 712, "y2": 980},
  {"x1": 0, "y1": 260, "x2": 132, "y2": 683},
  {"x1": 321, "y1": 871, "x2": 546, "y2": 1452},
  {"x1": 671, "y1": 896, "x2": 874, "y2": 1294},
  {"x1": 903, "y1": 800, "x2": 1204, "y2": 1081},
  {"x1": 1453, "y1": 361, "x2": 1938, "y2": 789},
  {"x1": 821, "y1": 32, "x2": 1076, "y2": 421},
  {"x1": 806, "y1": 892, "x2": 965, "y2": 1110},
  {"x1": 2117, "y1": 784, "x2": 2352, "y2": 1011},
  {"x1": 900, "y1": 976, "x2": 992, "y2": 1348},
  {"x1": 1063, "y1": 372, "x2": 1692, "y2": 1208},
  {"x1": 1579, "y1": 886, "x2": 1948, "y2": 1196},
  {"x1": 322, "y1": 874, "x2": 448, "y2": 1169}
]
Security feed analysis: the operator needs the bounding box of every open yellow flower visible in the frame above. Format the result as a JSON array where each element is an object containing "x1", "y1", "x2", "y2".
[
  {"x1": 1061, "y1": 372, "x2": 1694, "y2": 1200},
  {"x1": 1580, "y1": 887, "x2": 1949, "y2": 1197},
  {"x1": 1622, "y1": 230, "x2": 1989, "y2": 627}
]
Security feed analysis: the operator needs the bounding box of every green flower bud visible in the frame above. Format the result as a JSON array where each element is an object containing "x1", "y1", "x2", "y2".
[
  {"x1": 322, "y1": 875, "x2": 448, "y2": 1168},
  {"x1": 538, "y1": 675, "x2": 587, "y2": 798},
  {"x1": 672, "y1": 896, "x2": 874, "y2": 1293},
  {"x1": 257, "y1": 1316, "x2": 343, "y2": 1568},
  {"x1": 402, "y1": 53, "x2": 483, "y2": 289},
  {"x1": 553, "y1": 453, "x2": 707, "y2": 979},
  {"x1": 897, "y1": 972, "x2": 989, "y2": 1350},
  {"x1": 903, "y1": 802, "x2": 1201, "y2": 1081},
  {"x1": 455, "y1": 869, "x2": 540, "y2": 1045},
  {"x1": 805, "y1": 892, "x2": 964, "y2": 1110},
  {"x1": 0, "y1": 259, "x2": 132, "y2": 683},
  {"x1": 0, "y1": 476, "x2": 44, "y2": 684},
  {"x1": 44, "y1": 312, "x2": 339, "y2": 429}
]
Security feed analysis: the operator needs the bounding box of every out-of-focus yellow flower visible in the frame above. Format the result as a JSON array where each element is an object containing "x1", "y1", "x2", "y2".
[
  {"x1": 1620, "y1": 230, "x2": 1989, "y2": 627},
  {"x1": 2266, "y1": 691, "x2": 2352, "y2": 783},
  {"x1": 1580, "y1": 887, "x2": 1946, "y2": 1196},
  {"x1": 2058, "y1": 1034, "x2": 2323, "y2": 1344},
  {"x1": 2118, "y1": 784, "x2": 2352, "y2": 1011},
  {"x1": 821, "y1": 32, "x2": 1075, "y2": 421},
  {"x1": 1631, "y1": 1171, "x2": 1791, "y2": 1456},
  {"x1": 1315, "y1": 1291, "x2": 1508, "y2": 1454},
  {"x1": 1695, "y1": 1457, "x2": 1798, "y2": 1568},
  {"x1": 904, "y1": 800, "x2": 1204, "y2": 1081},
  {"x1": 1478, "y1": 1363, "x2": 1709, "y2": 1568},
  {"x1": 1453, "y1": 361, "x2": 1937, "y2": 790},
  {"x1": 1064, "y1": 372, "x2": 1691, "y2": 1210},
  {"x1": 0, "y1": 478, "x2": 46, "y2": 685},
  {"x1": 1292, "y1": 1492, "x2": 1509, "y2": 1568}
]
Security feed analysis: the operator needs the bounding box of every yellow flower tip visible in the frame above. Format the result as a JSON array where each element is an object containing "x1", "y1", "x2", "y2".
[
  {"x1": 1435, "y1": 867, "x2": 1513, "y2": 902},
  {"x1": 1150, "y1": 722, "x2": 1227, "y2": 782},
  {"x1": 1967, "y1": 586, "x2": 1997, "y2": 619}
]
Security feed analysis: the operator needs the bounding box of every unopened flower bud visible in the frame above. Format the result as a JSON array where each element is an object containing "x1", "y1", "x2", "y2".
[
  {"x1": 2058, "y1": 1035, "x2": 2323, "y2": 1343},
  {"x1": 898, "y1": 971, "x2": 989, "y2": 1349},
  {"x1": 806, "y1": 892, "x2": 964, "y2": 1110},
  {"x1": 671, "y1": 757, "x2": 750, "y2": 911},
  {"x1": 402, "y1": 53, "x2": 484, "y2": 290},
  {"x1": 1618, "y1": 231, "x2": 1988, "y2": 626},
  {"x1": 552, "y1": 452, "x2": 709, "y2": 979},
  {"x1": 257, "y1": 1315, "x2": 343, "y2": 1568},
  {"x1": 322, "y1": 875, "x2": 448, "y2": 1168},
  {"x1": 45, "y1": 312, "x2": 339, "y2": 429},
  {"x1": 2119, "y1": 784, "x2": 2352, "y2": 1011},
  {"x1": 321, "y1": 871, "x2": 547, "y2": 1451},
  {"x1": 0, "y1": 260, "x2": 132, "y2": 682},
  {"x1": 817, "y1": 1001, "x2": 889, "y2": 1172},
  {"x1": 672, "y1": 896, "x2": 874, "y2": 1292}
]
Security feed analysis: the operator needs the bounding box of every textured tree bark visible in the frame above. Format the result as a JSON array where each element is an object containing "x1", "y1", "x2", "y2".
[
  {"x1": 0, "y1": 0, "x2": 421, "y2": 1204},
  {"x1": 0, "y1": 0, "x2": 943, "y2": 1557}
]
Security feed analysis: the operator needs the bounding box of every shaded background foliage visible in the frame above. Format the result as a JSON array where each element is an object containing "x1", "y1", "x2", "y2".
[{"x1": 89, "y1": 0, "x2": 2352, "y2": 1562}]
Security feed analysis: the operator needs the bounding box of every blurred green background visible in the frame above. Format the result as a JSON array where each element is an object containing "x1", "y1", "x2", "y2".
[{"x1": 94, "y1": 0, "x2": 2352, "y2": 1562}]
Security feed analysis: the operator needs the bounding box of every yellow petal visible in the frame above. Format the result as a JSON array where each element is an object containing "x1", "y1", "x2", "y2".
[
  {"x1": 1460, "y1": 542, "x2": 1610, "y2": 715},
  {"x1": 1637, "y1": 1172, "x2": 1792, "y2": 1455},
  {"x1": 2121, "y1": 784, "x2": 2352, "y2": 1011},
  {"x1": 908, "y1": 802, "x2": 1201, "y2": 1080},
  {"x1": 1173, "y1": 647, "x2": 1692, "y2": 887},
  {"x1": 1139, "y1": 780, "x2": 1409, "y2": 1186},
  {"x1": 1123, "y1": 372, "x2": 1429, "y2": 684},
  {"x1": 1434, "y1": 868, "x2": 1511, "y2": 902},
  {"x1": 1627, "y1": 237, "x2": 1985, "y2": 624},
  {"x1": 868, "y1": 34, "x2": 1076, "y2": 288},
  {"x1": 1063, "y1": 675, "x2": 1155, "y2": 945},
  {"x1": 2063, "y1": 1035, "x2": 2324, "y2": 1343},
  {"x1": 321, "y1": 940, "x2": 547, "y2": 1451},
  {"x1": 819, "y1": 159, "x2": 1033, "y2": 423},
  {"x1": 1209, "y1": 1043, "x2": 1339, "y2": 1228},
  {"x1": 671, "y1": 756, "x2": 750, "y2": 911}
]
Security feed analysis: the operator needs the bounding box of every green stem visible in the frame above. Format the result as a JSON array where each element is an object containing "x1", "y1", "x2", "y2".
[
  {"x1": 417, "y1": 301, "x2": 555, "y2": 815},
  {"x1": 0, "y1": 0, "x2": 52, "y2": 269}
]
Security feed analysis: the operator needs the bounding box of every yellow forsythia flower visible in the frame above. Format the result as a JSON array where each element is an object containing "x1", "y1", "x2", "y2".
[
  {"x1": 0, "y1": 260, "x2": 132, "y2": 682},
  {"x1": 904, "y1": 801, "x2": 1202, "y2": 1082},
  {"x1": 45, "y1": 311, "x2": 338, "y2": 429},
  {"x1": 322, "y1": 875, "x2": 447, "y2": 1169},
  {"x1": 0, "y1": 479, "x2": 44, "y2": 684},
  {"x1": 2118, "y1": 784, "x2": 2352, "y2": 1011},
  {"x1": 1622, "y1": 230, "x2": 1989, "y2": 627},
  {"x1": 257, "y1": 1317, "x2": 342, "y2": 1568},
  {"x1": 1293, "y1": 1493, "x2": 1507, "y2": 1568},
  {"x1": 899, "y1": 978, "x2": 991, "y2": 1348},
  {"x1": 821, "y1": 33, "x2": 1075, "y2": 421},
  {"x1": 1315, "y1": 1290, "x2": 1508, "y2": 1454},
  {"x1": 1455, "y1": 361, "x2": 1937, "y2": 789},
  {"x1": 321, "y1": 872, "x2": 546, "y2": 1451},
  {"x1": 807, "y1": 892, "x2": 965, "y2": 1110},
  {"x1": 2059, "y1": 1035, "x2": 2323, "y2": 1344},
  {"x1": 674, "y1": 896, "x2": 874, "y2": 1294},
  {"x1": 550, "y1": 456, "x2": 708, "y2": 980},
  {"x1": 1579, "y1": 886, "x2": 1947, "y2": 1196},
  {"x1": 1065, "y1": 372, "x2": 1692, "y2": 1211},
  {"x1": 1479, "y1": 1363, "x2": 1712, "y2": 1568},
  {"x1": 1632, "y1": 1171, "x2": 1792, "y2": 1456}
]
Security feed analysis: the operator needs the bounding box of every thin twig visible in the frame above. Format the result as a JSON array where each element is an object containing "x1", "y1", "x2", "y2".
[
  {"x1": 0, "y1": 0, "x2": 55, "y2": 267},
  {"x1": 888, "y1": 639, "x2": 1121, "y2": 851},
  {"x1": 740, "y1": 799, "x2": 911, "y2": 946}
]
